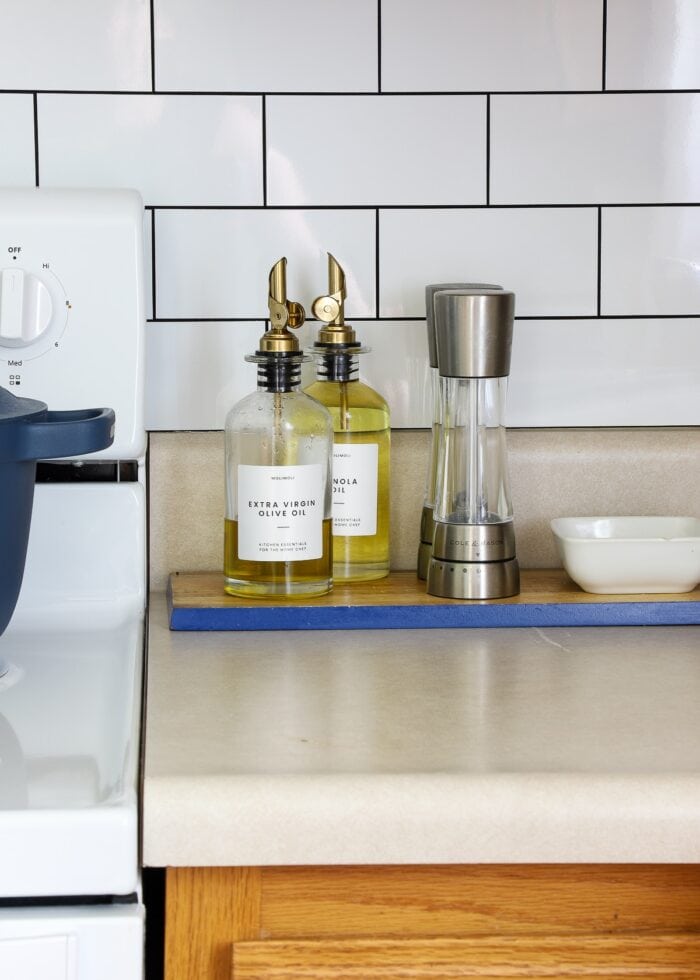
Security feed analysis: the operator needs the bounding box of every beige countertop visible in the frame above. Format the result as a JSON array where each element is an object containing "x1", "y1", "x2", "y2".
[{"x1": 143, "y1": 592, "x2": 700, "y2": 867}]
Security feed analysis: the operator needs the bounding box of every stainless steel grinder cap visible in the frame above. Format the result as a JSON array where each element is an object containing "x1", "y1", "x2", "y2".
[{"x1": 434, "y1": 288, "x2": 515, "y2": 379}]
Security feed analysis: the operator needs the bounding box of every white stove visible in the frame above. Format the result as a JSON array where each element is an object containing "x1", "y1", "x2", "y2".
[{"x1": 0, "y1": 189, "x2": 146, "y2": 978}]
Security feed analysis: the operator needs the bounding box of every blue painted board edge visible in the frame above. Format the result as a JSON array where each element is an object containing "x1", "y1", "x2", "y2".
[{"x1": 168, "y1": 599, "x2": 700, "y2": 631}]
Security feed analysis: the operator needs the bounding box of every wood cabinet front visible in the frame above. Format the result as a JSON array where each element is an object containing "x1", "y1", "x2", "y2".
[{"x1": 165, "y1": 865, "x2": 700, "y2": 979}]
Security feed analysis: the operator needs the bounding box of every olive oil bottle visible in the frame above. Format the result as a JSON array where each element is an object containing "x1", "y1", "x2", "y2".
[
  {"x1": 224, "y1": 258, "x2": 334, "y2": 598},
  {"x1": 304, "y1": 253, "x2": 390, "y2": 582}
]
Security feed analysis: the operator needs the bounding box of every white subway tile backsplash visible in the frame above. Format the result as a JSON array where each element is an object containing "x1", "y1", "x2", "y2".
[
  {"x1": 382, "y1": 0, "x2": 602, "y2": 93},
  {"x1": 491, "y1": 94, "x2": 700, "y2": 204},
  {"x1": 146, "y1": 315, "x2": 700, "y2": 431},
  {"x1": 508, "y1": 319, "x2": 700, "y2": 426},
  {"x1": 267, "y1": 96, "x2": 486, "y2": 206},
  {"x1": 379, "y1": 209, "x2": 597, "y2": 317},
  {"x1": 154, "y1": 0, "x2": 377, "y2": 92},
  {"x1": 607, "y1": 0, "x2": 700, "y2": 90},
  {"x1": 0, "y1": 0, "x2": 150, "y2": 91},
  {"x1": 146, "y1": 321, "x2": 260, "y2": 430},
  {"x1": 0, "y1": 95, "x2": 35, "y2": 186},
  {"x1": 38, "y1": 95, "x2": 262, "y2": 206},
  {"x1": 155, "y1": 209, "x2": 375, "y2": 319},
  {"x1": 4, "y1": 0, "x2": 700, "y2": 430},
  {"x1": 601, "y1": 207, "x2": 700, "y2": 315}
]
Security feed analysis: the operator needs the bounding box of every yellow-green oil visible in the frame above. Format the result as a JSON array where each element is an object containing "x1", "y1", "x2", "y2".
[
  {"x1": 304, "y1": 379, "x2": 390, "y2": 582},
  {"x1": 224, "y1": 517, "x2": 332, "y2": 598}
]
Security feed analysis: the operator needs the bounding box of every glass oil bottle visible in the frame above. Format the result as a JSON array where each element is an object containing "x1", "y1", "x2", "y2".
[
  {"x1": 224, "y1": 258, "x2": 334, "y2": 598},
  {"x1": 304, "y1": 253, "x2": 390, "y2": 582}
]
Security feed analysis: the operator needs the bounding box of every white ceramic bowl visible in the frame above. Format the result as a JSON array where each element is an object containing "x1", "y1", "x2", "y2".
[{"x1": 550, "y1": 517, "x2": 700, "y2": 594}]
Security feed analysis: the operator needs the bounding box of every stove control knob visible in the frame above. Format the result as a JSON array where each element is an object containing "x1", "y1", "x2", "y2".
[{"x1": 0, "y1": 268, "x2": 54, "y2": 346}]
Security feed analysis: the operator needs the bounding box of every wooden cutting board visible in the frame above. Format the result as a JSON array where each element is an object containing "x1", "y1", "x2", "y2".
[{"x1": 167, "y1": 570, "x2": 700, "y2": 631}]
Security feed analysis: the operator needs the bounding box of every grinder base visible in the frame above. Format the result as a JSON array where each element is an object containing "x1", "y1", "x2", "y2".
[{"x1": 427, "y1": 556, "x2": 520, "y2": 599}]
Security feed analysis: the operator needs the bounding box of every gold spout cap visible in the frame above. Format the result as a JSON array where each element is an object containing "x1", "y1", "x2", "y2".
[
  {"x1": 260, "y1": 257, "x2": 306, "y2": 353},
  {"x1": 311, "y1": 253, "x2": 358, "y2": 347}
]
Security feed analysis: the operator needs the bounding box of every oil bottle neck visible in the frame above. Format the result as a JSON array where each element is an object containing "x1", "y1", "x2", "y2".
[
  {"x1": 254, "y1": 353, "x2": 303, "y2": 393},
  {"x1": 314, "y1": 345, "x2": 365, "y2": 383}
]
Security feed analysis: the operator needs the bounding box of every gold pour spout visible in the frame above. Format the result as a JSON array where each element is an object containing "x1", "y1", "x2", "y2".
[
  {"x1": 312, "y1": 253, "x2": 357, "y2": 346},
  {"x1": 261, "y1": 257, "x2": 305, "y2": 353}
]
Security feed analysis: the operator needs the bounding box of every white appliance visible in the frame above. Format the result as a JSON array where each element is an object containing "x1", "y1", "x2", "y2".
[{"x1": 0, "y1": 189, "x2": 146, "y2": 978}]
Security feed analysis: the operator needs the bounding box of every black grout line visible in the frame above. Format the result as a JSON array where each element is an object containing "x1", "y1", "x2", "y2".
[
  {"x1": 3, "y1": 88, "x2": 700, "y2": 96},
  {"x1": 515, "y1": 314, "x2": 700, "y2": 320},
  {"x1": 377, "y1": 0, "x2": 382, "y2": 94},
  {"x1": 145, "y1": 318, "x2": 258, "y2": 324},
  {"x1": 151, "y1": 209, "x2": 157, "y2": 319},
  {"x1": 261, "y1": 95, "x2": 267, "y2": 206},
  {"x1": 144, "y1": 423, "x2": 700, "y2": 436},
  {"x1": 32, "y1": 93, "x2": 39, "y2": 186},
  {"x1": 486, "y1": 94, "x2": 491, "y2": 205},
  {"x1": 146, "y1": 314, "x2": 700, "y2": 324},
  {"x1": 144, "y1": 202, "x2": 700, "y2": 211},
  {"x1": 149, "y1": 0, "x2": 156, "y2": 92},
  {"x1": 597, "y1": 207, "x2": 602, "y2": 315},
  {"x1": 375, "y1": 209, "x2": 380, "y2": 317},
  {"x1": 602, "y1": 0, "x2": 608, "y2": 92},
  {"x1": 147, "y1": 424, "x2": 700, "y2": 433}
]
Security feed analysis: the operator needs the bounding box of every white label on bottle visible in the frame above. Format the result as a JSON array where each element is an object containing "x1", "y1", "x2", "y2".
[
  {"x1": 237, "y1": 463, "x2": 324, "y2": 561},
  {"x1": 332, "y1": 443, "x2": 378, "y2": 536}
]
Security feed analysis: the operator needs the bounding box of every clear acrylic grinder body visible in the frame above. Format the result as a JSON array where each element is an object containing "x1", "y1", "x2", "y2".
[{"x1": 427, "y1": 289, "x2": 520, "y2": 599}]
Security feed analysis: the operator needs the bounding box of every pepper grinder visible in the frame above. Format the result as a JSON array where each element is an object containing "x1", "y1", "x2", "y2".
[
  {"x1": 417, "y1": 282, "x2": 502, "y2": 580},
  {"x1": 427, "y1": 289, "x2": 520, "y2": 599}
]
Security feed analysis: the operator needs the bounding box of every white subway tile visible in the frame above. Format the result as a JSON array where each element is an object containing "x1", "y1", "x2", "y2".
[
  {"x1": 491, "y1": 94, "x2": 700, "y2": 204},
  {"x1": 382, "y1": 0, "x2": 602, "y2": 92},
  {"x1": 0, "y1": 0, "x2": 150, "y2": 91},
  {"x1": 318, "y1": 315, "x2": 700, "y2": 426},
  {"x1": 155, "y1": 209, "x2": 375, "y2": 320},
  {"x1": 38, "y1": 95, "x2": 262, "y2": 206},
  {"x1": 601, "y1": 207, "x2": 700, "y2": 315},
  {"x1": 354, "y1": 320, "x2": 433, "y2": 428},
  {"x1": 607, "y1": 0, "x2": 700, "y2": 90},
  {"x1": 0, "y1": 95, "x2": 35, "y2": 186},
  {"x1": 146, "y1": 321, "x2": 260, "y2": 430},
  {"x1": 380, "y1": 209, "x2": 597, "y2": 317},
  {"x1": 155, "y1": 0, "x2": 377, "y2": 92},
  {"x1": 508, "y1": 319, "x2": 700, "y2": 426},
  {"x1": 267, "y1": 96, "x2": 486, "y2": 206}
]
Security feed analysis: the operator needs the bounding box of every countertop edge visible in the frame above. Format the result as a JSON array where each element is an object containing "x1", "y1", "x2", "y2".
[{"x1": 142, "y1": 771, "x2": 700, "y2": 867}]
